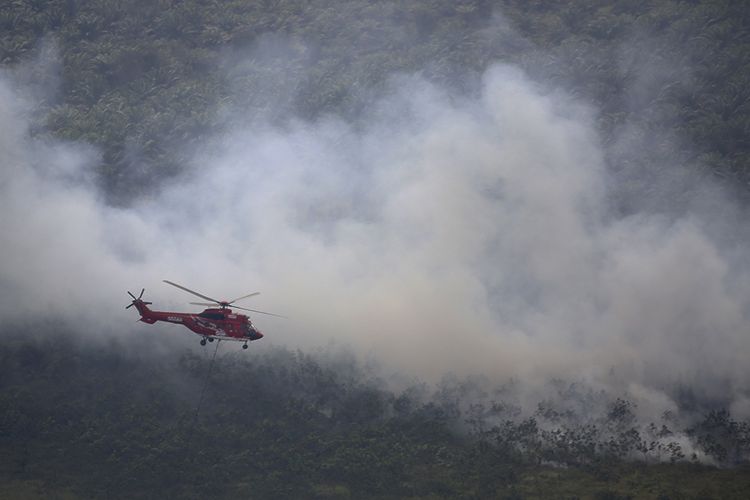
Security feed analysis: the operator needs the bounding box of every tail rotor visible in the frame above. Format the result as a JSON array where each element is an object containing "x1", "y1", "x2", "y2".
[{"x1": 126, "y1": 288, "x2": 152, "y2": 309}]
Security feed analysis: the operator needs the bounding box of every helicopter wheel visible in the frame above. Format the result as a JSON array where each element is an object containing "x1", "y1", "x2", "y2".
[
  {"x1": 208, "y1": 337, "x2": 214, "y2": 343},
  {"x1": 242, "y1": 343, "x2": 248, "y2": 350},
  {"x1": 200, "y1": 338, "x2": 207, "y2": 346}
]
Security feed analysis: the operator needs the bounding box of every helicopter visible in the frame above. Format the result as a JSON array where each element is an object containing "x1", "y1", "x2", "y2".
[{"x1": 126, "y1": 280, "x2": 284, "y2": 349}]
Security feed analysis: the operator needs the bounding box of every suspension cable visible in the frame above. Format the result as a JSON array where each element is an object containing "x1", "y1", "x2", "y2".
[{"x1": 188, "y1": 339, "x2": 221, "y2": 434}]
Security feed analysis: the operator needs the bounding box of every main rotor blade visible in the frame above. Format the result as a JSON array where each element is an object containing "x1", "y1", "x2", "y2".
[
  {"x1": 190, "y1": 302, "x2": 218, "y2": 307},
  {"x1": 231, "y1": 305, "x2": 287, "y2": 318},
  {"x1": 163, "y1": 280, "x2": 220, "y2": 304},
  {"x1": 128, "y1": 291, "x2": 137, "y2": 300},
  {"x1": 228, "y1": 292, "x2": 260, "y2": 304}
]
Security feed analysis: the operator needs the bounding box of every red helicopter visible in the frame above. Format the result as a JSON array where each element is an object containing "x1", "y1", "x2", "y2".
[{"x1": 126, "y1": 280, "x2": 284, "y2": 349}]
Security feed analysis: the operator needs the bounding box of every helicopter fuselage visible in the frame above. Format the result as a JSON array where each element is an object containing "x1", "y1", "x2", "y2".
[{"x1": 132, "y1": 300, "x2": 264, "y2": 342}]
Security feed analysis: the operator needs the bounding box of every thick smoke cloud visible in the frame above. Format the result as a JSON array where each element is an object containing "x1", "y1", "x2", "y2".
[{"x1": 1, "y1": 45, "x2": 749, "y2": 426}]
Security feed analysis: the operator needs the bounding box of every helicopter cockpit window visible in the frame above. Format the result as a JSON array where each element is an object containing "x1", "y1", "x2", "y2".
[{"x1": 198, "y1": 312, "x2": 224, "y2": 320}]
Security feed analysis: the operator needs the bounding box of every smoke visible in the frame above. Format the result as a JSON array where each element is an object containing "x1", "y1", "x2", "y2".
[{"x1": 1, "y1": 38, "x2": 749, "y2": 431}]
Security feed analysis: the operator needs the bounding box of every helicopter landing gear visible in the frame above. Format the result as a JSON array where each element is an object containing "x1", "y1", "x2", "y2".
[
  {"x1": 208, "y1": 337, "x2": 214, "y2": 342},
  {"x1": 242, "y1": 342, "x2": 248, "y2": 350},
  {"x1": 200, "y1": 338, "x2": 207, "y2": 346}
]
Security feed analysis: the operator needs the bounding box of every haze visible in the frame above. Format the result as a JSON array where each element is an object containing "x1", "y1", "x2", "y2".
[{"x1": 1, "y1": 34, "x2": 749, "y2": 425}]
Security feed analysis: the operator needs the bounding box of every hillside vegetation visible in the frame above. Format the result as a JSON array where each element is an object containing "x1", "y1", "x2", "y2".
[
  {"x1": 2, "y1": 0, "x2": 749, "y2": 202},
  {"x1": 1, "y1": 335, "x2": 749, "y2": 499},
  {"x1": 2, "y1": 1, "x2": 750, "y2": 498}
]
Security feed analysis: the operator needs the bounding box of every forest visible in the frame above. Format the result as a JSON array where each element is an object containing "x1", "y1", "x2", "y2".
[
  {"x1": 2, "y1": 0, "x2": 750, "y2": 498},
  {"x1": 1, "y1": 333, "x2": 749, "y2": 499},
  {"x1": 3, "y1": 0, "x2": 749, "y2": 204}
]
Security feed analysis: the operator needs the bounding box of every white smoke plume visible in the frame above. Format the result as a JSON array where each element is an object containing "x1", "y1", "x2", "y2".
[{"x1": 1, "y1": 45, "x2": 749, "y2": 427}]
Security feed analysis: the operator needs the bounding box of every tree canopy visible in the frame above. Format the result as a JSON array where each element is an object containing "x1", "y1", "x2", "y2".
[
  {"x1": 3, "y1": 1, "x2": 750, "y2": 497},
  {"x1": 2, "y1": 0, "x2": 749, "y2": 202},
  {"x1": 1, "y1": 334, "x2": 749, "y2": 498}
]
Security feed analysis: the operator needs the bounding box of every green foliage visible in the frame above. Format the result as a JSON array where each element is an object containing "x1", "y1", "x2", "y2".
[
  {"x1": 1, "y1": 334, "x2": 750, "y2": 498},
  {"x1": 2, "y1": 0, "x2": 750, "y2": 202}
]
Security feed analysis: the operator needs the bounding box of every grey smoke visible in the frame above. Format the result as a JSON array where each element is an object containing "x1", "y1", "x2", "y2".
[{"x1": 1, "y1": 44, "x2": 749, "y2": 429}]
